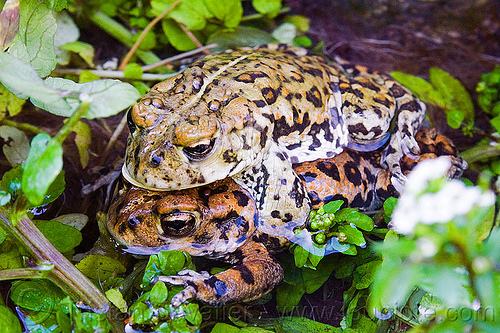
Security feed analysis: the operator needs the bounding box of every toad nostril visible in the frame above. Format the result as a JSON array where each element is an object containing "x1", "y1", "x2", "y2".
[{"x1": 149, "y1": 155, "x2": 163, "y2": 168}]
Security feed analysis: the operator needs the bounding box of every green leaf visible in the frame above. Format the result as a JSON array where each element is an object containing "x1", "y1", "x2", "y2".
[
  {"x1": 54, "y1": 11, "x2": 80, "y2": 66},
  {"x1": 211, "y1": 323, "x2": 240, "y2": 333},
  {"x1": 38, "y1": 170, "x2": 65, "y2": 206},
  {"x1": 161, "y1": 19, "x2": 198, "y2": 51},
  {"x1": 71, "y1": 120, "x2": 91, "y2": 168},
  {"x1": 293, "y1": 36, "x2": 312, "y2": 48},
  {"x1": 105, "y1": 288, "x2": 128, "y2": 313},
  {"x1": 60, "y1": 41, "x2": 95, "y2": 67},
  {"x1": 142, "y1": 255, "x2": 163, "y2": 288},
  {"x1": 171, "y1": 317, "x2": 190, "y2": 332},
  {"x1": 0, "y1": 164, "x2": 22, "y2": 196},
  {"x1": 41, "y1": 77, "x2": 141, "y2": 118},
  {"x1": 0, "y1": 51, "x2": 67, "y2": 110},
  {"x1": 338, "y1": 225, "x2": 366, "y2": 247},
  {"x1": 344, "y1": 291, "x2": 362, "y2": 327},
  {"x1": 184, "y1": 303, "x2": 202, "y2": 326},
  {"x1": 240, "y1": 328, "x2": 274, "y2": 333},
  {"x1": 302, "y1": 256, "x2": 336, "y2": 294},
  {"x1": 383, "y1": 197, "x2": 398, "y2": 223},
  {"x1": 391, "y1": 71, "x2": 446, "y2": 108},
  {"x1": 0, "y1": 84, "x2": 25, "y2": 118},
  {"x1": 9, "y1": 0, "x2": 57, "y2": 77},
  {"x1": 75, "y1": 254, "x2": 126, "y2": 281},
  {"x1": 150, "y1": 281, "x2": 169, "y2": 307},
  {"x1": 0, "y1": 0, "x2": 20, "y2": 51},
  {"x1": 79, "y1": 70, "x2": 100, "y2": 83},
  {"x1": 22, "y1": 133, "x2": 63, "y2": 206},
  {"x1": 276, "y1": 282, "x2": 305, "y2": 313},
  {"x1": 278, "y1": 316, "x2": 339, "y2": 333},
  {"x1": 293, "y1": 244, "x2": 309, "y2": 268},
  {"x1": 10, "y1": 280, "x2": 65, "y2": 312},
  {"x1": 446, "y1": 108, "x2": 464, "y2": 129},
  {"x1": 0, "y1": 125, "x2": 30, "y2": 167},
  {"x1": 420, "y1": 264, "x2": 470, "y2": 307},
  {"x1": 152, "y1": 0, "x2": 209, "y2": 31},
  {"x1": 370, "y1": 259, "x2": 421, "y2": 309},
  {"x1": 53, "y1": 213, "x2": 88, "y2": 231},
  {"x1": 429, "y1": 67, "x2": 474, "y2": 125},
  {"x1": 490, "y1": 114, "x2": 500, "y2": 133},
  {"x1": 345, "y1": 211, "x2": 373, "y2": 231},
  {"x1": 207, "y1": 26, "x2": 273, "y2": 52},
  {"x1": 353, "y1": 260, "x2": 381, "y2": 289},
  {"x1": 123, "y1": 63, "x2": 144, "y2": 80},
  {"x1": 35, "y1": 220, "x2": 82, "y2": 253},
  {"x1": 284, "y1": 15, "x2": 310, "y2": 32},
  {"x1": 204, "y1": 0, "x2": 243, "y2": 28},
  {"x1": 253, "y1": 0, "x2": 281, "y2": 17},
  {"x1": 0, "y1": 305, "x2": 22, "y2": 333},
  {"x1": 323, "y1": 200, "x2": 343, "y2": 214},
  {"x1": 0, "y1": 52, "x2": 140, "y2": 118},
  {"x1": 0, "y1": 247, "x2": 22, "y2": 269},
  {"x1": 158, "y1": 250, "x2": 187, "y2": 275}
]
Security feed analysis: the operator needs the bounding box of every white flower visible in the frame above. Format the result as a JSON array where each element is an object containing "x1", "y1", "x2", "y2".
[
  {"x1": 416, "y1": 237, "x2": 437, "y2": 258},
  {"x1": 391, "y1": 157, "x2": 495, "y2": 234}
]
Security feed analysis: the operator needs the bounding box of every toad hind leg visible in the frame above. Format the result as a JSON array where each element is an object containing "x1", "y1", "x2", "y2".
[
  {"x1": 339, "y1": 64, "x2": 426, "y2": 190},
  {"x1": 155, "y1": 241, "x2": 283, "y2": 307}
]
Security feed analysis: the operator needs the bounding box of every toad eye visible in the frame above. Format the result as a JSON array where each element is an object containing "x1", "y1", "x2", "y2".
[
  {"x1": 183, "y1": 138, "x2": 216, "y2": 161},
  {"x1": 160, "y1": 211, "x2": 196, "y2": 236}
]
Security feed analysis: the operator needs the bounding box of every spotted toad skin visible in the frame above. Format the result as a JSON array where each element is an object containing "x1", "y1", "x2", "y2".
[
  {"x1": 110, "y1": 128, "x2": 464, "y2": 307},
  {"x1": 123, "y1": 44, "x2": 426, "y2": 240}
]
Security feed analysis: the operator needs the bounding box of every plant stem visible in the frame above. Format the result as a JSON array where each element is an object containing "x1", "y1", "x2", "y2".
[
  {"x1": 52, "y1": 68, "x2": 178, "y2": 81},
  {"x1": 179, "y1": 22, "x2": 205, "y2": 51},
  {"x1": 0, "y1": 266, "x2": 54, "y2": 280},
  {"x1": 141, "y1": 44, "x2": 217, "y2": 72},
  {"x1": 0, "y1": 211, "x2": 109, "y2": 313},
  {"x1": 240, "y1": 7, "x2": 290, "y2": 22},
  {"x1": 88, "y1": 11, "x2": 161, "y2": 66},
  {"x1": 54, "y1": 101, "x2": 90, "y2": 145},
  {"x1": 0, "y1": 119, "x2": 45, "y2": 134},
  {"x1": 460, "y1": 144, "x2": 500, "y2": 164},
  {"x1": 119, "y1": 0, "x2": 182, "y2": 71}
]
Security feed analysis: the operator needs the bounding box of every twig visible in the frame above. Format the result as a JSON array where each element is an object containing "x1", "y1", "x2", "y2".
[
  {"x1": 119, "y1": 0, "x2": 182, "y2": 71},
  {"x1": 52, "y1": 68, "x2": 179, "y2": 81},
  {"x1": 103, "y1": 111, "x2": 128, "y2": 157},
  {"x1": 240, "y1": 7, "x2": 290, "y2": 22},
  {"x1": 89, "y1": 11, "x2": 160, "y2": 66},
  {"x1": 0, "y1": 119, "x2": 45, "y2": 134},
  {"x1": 0, "y1": 212, "x2": 109, "y2": 313},
  {"x1": 179, "y1": 23, "x2": 206, "y2": 51},
  {"x1": 141, "y1": 44, "x2": 218, "y2": 72}
]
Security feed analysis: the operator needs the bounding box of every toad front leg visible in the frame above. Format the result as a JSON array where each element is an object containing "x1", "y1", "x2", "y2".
[{"x1": 155, "y1": 241, "x2": 283, "y2": 307}]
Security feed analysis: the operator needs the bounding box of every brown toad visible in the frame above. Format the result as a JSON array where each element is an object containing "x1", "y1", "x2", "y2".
[{"x1": 111, "y1": 128, "x2": 464, "y2": 307}]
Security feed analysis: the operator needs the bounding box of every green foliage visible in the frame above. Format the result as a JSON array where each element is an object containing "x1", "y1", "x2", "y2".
[
  {"x1": 0, "y1": 305, "x2": 22, "y2": 333},
  {"x1": 127, "y1": 251, "x2": 201, "y2": 332},
  {"x1": 9, "y1": 0, "x2": 57, "y2": 77},
  {"x1": 35, "y1": 220, "x2": 82, "y2": 253},
  {"x1": 75, "y1": 254, "x2": 126, "y2": 282},
  {"x1": 477, "y1": 65, "x2": 500, "y2": 132},
  {"x1": 391, "y1": 68, "x2": 474, "y2": 131},
  {"x1": 21, "y1": 134, "x2": 63, "y2": 206}
]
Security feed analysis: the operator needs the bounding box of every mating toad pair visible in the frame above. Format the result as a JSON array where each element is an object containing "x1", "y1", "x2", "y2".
[{"x1": 107, "y1": 44, "x2": 466, "y2": 307}]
